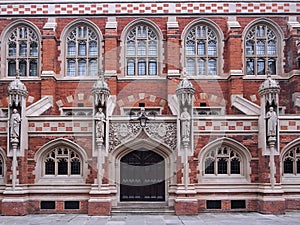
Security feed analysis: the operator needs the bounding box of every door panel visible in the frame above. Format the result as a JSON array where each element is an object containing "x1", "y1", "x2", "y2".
[{"x1": 120, "y1": 149, "x2": 165, "y2": 201}]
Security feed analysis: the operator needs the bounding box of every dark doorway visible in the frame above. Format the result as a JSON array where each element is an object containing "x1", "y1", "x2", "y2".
[{"x1": 120, "y1": 149, "x2": 165, "y2": 201}]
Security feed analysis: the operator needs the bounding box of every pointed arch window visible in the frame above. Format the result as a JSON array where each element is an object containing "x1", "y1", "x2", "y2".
[
  {"x1": 245, "y1": 24, "x2": 278, "y2": 75},
  {"x1": 6, "y1": 26, "x2": 39, "y2": 77},
  {"x1": 283, "y1": 146, "x2": 300, "y2": 175},
  {"x1": 185, "y1": 25, "x2": 218, "y2": 76},
  {"x1": 125, "y1": 25, "x2": 158, "y2": 76},
  {"x1": 203, "y1": 146, "x2": 242, "y2": 176},
  {"x1": 66, "y1": 25, "x2": 99, "y2": 76},
  {"x1": 44, "y1": 147, "x2": 82, "y2": 176}
]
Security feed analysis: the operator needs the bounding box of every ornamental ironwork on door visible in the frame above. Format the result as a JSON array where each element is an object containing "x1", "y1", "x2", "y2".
[{"x1": 120, "y1": 149, "x2": 165, "y2": 201}]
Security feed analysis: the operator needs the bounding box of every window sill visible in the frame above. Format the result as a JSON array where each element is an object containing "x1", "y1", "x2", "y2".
[
  {"x1": 199, "y1": 175, "x2": 249, "y2": 183},
  {"x1": 282, "y1": 175, "x2": 300, "y2": 184},
  {"x1": 37, "y1": 176, "x2": 85, "y2": 184}
]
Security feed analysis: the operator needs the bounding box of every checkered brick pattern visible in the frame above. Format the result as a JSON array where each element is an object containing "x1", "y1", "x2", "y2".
[
  {"x1": 0, "y1": 2, "x2": 299, "y2": 15},
  {"x1": 279, "y1": 119, "x2": 300, "y2": 131},
  {"x1": 28, "y1": 119, "x2": 93, "y2": 133},
  {"x1": 194, "y1": 119, "x2": 258, "y2": 132}
]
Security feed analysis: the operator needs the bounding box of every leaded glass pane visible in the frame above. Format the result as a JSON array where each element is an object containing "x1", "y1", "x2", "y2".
[
  {"x1": 217, "y1": 158, "x2": 227, "y2": 174},
  {"x1": 19, "y1": 42, "x2": 27, "y2": 56},
  {"x1": 246, "y1": 41, "x2": 254, "y2": 55},
  {"x1": 208, "y1": 59, "x2": 217, "y2": 75},
  {"x1": 8, "y1": 43, "x2": 16, "y2": 56},
  {"x1": 284, "y1": 159, "x2": 293, "y2": 174},
  {"x1": 198, "y1": 59, "x2": 205, "y2": 75},
  {"x1": 29, "y1": 60, "x2": 38, "y2": 76},
  {"x1": 186, "y1": 59, "x2": 195, "y2": 75},
  {"x1": 30, "y1": 42, "x2": 38, "y2": 56},
  {"x1": 268, "y1": 40, "x2": 276, "y2": 55},
  {"x1": 186, "y1": 41, "x2": 195, "y2": 55},
  {"x1": 66, "y1": 25, "x2": 99, "y2": 76},
  {"x1": 205, "y1": 158, "x2": 214, "y2": 174},
  {"x1": 58, "y1": 159, "x2": 68, "y2": 175},
  {"x1": 208, "y1": 41, "x2": 216, "y2": 56},
  {"x1": 19, "y1": 60, "x2": 26, "y2": 76},
  {"x1": 126, "y1": 24, "x2": 158, "y2": 76},
  {"x1": 256, "y1": 41, "x2": 265, "y2": 55},
  {"x1": 268, "y1": 58, "x2": 276, "y2": 75},
  {"x1": 71, "y1": 159, "x2": 81, "y2": 175},
  {"x1": 257, "y1": 58, "x2": 265, "y2": 75},
  {"x1": 297, "y1": 160, "x2": 300, "y2": 174},
  {"x1": 8, "y1": 60, "x2": 16, "y2": 76},
  {"x1": 0, "y1": 160, "x2": 2, "y2": 176},
  {"x1": 246, "y1": 58, "x2": 254, "y2": 75},
  {"x1": 230, "y1": 159, "x2": 240, "y2": 174},
  {"x1": 45, "y1": 159, "x2": 55, "y2": 175},
  {"x1": 197, "y1": 41, "x2": 205, "y2": 55}
]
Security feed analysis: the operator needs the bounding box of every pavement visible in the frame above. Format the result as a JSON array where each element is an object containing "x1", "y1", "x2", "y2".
[{"x1": 0, "y1": 212, "x2": 300, "y2": 225}]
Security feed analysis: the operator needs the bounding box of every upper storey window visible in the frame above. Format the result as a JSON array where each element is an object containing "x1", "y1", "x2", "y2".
[
  {"x1": 66, "y1": 25, "x2": 99, "y2": 77},
  {"x1": 185, "y1": 25, "x2": 218, "y2": 76},
  {"x1": 126, "y1": 25, "x2": 158, "y2": 76},
  {"x1": 245, "y1": 24, "x2": 278, "y2": 75},
  {"x1": 7, "y1": 26, "x2": 39, "y2": 77}
]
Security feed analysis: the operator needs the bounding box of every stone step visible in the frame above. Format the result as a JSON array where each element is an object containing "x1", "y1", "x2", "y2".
[{"x1": 111, "y1": 205, "x2": 175, "y2": 215}]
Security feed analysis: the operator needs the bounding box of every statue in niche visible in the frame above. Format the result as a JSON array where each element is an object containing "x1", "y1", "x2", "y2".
[
  {"x1": 95, "y1": 107, "x2": 106, "y2": 141},
  {"x1": 265, "y1": 106, "x2": 277, "y2": 137},
  {"x1": 180, "y1": 107, "x2": 191, "y2": 141},
  {"x1": 10, "y1": 108, "x2": 21, "y2": 139}
]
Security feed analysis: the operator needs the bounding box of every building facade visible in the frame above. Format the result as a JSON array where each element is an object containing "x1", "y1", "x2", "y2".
[{"x1": 0, "y1": 0, "x2": 300, "y2": 215}]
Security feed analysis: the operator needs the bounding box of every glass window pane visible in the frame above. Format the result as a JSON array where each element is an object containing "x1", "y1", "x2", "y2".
[
  {"x1": 138, "y1": 60, "x2": 146, "y2": 75},
  {"x1": 246, "y1": 59, "x2": 254, "y2": 75},
  {"x1": 230, "y1": 159, "x2": 240, "y2": 174},
  {"x1": 284, "y1": 159, "x2": 293, "y2": 174},
  {"x1": 246, "y1": 41, "x2": 254, "y2": 55},
  {"x1": 186, "y1": 59, "x2": 195, "y2": 75},
  {"x1": 297, "y1": 160, "x2": 300, "y2": 174},
  {"x1": 217, "y1": 158, "x2": 227, "y2": 174},
  {"x1": 208, "y1": 59, "x2": 217, "y2": 75},
  {"x1": 67, "y1": 60, "x2": 76, "y2": 76},
  {"x1": 71, "y1": 159, "x2": 81, "y2": 175},
  {"x1": 198, "y1": 59, "x2": 205, "y2": 75},
  {"x1": 30, "y1": 42, "x2": 38, "y2": 56},
  {"x1": 268, "y1": 58, "x2": 276, "y2": 75},
  {"x1": 8, "y1": 43, "x2": 16, "y2": 56},
  {"x1": 45, "y1": 159, "x2": 55, "y2": 175},
  {"x1": 127, "y1": 41, "x2": 135, "y2": 56},
  {"x1": 8, "y1": 60, "x2": 16, "y2": 76},
  {"x1": 186, "y1": 41, "x2": 195, "y2": 55},
  {"x1": 256, "y1": 41, "x2": 265, "y2": 55},
  {"x1": 149, "y1": 60, "x2": 157, "y2": 75},
  {"x1": 205, "y1": 158, "x2": 214, "y2": 174},
  {"x1": 19, "y1": 42, "x2": 27, "y2": 56},
  {"x1": 68, "y1": 42, "x2": 76, "y2": 56},
  {"x1": 58, "y1": 159, "x2": 68, "y2": 175},
  {"x1": 197, "y1": 41, "x2": 205, "y2": 55},
  {"x1": 89, "y1": 41, "x2": 98, "y2": 56},
  {"x1": 148, "y1": 41, "x2": 157, "y2": 56},
  {"x1": 257, "y1": 59, "x2": 265, "y2": 75},
  {"x1": 78, "y1": 60, "x2": 86, "y2": 76},
  {"x1": 19, "y1": 61, "x2": 26, "y2": 76},
  {"x1": 29, "y1": 60, "x2": 38, "y2": 76},
  {"x1": 208, "y1": 41, "x2": 216, "y2": 56},
  {"x1": 0, "y1": 160, "x2": 3, "y2": 176},
  {"x1": 268, "y1": 41, "x2": 276, "y2": 55},
  {"x1": 88, "y1": 59, "x2": 97, "y2": 76},
  {"x1": 138, "y1": 41, "x2": 146, "y2": 56},
  {"x1": 127, "y1": 59, "x2": 135, "y2": 75},
  {"x1": 78, "y1": 42, "x2": 86, "y2": 56}
]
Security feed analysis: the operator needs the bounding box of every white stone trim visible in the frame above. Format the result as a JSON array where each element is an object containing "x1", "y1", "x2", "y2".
[
  {"x1": 231, "y1": 95, "x2": 260, "y2": 115},
  {"x1": 26, "y1": 96, "x2": 53, "y2": 116}
]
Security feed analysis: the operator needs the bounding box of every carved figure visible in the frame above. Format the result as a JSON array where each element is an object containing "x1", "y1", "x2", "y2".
[
  {"x1": 265, "y1": 107, "x2": 277, "y2": 137},
  {"x1": 95, "y1": 107, "x2": 106, "y2": 140},
  {"x1": 180, "y1": 107, "x2": 191, "y2": 140},
  {"x1": 10, "y1": 108, "x2": 21, "y2": 138}
]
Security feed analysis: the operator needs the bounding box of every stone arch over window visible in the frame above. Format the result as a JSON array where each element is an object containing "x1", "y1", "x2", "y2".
[
  {"x1": 243, "y1": 19, "x2": 283, "y2": 76},
  {"x1": 0, "y1": 20, "x2": 41, "y2": 78},
  {"x1": 281, "y1": 138, "x2": 300, "y2": 183},
  {"x1": 120, "y1": 19, "x2": 163, "y2": 77},
  {"x1": 60, "y1": 19, "x2": 103, "y2": 78},
  {"x1": 181, "y1": 19, "x2": 224, "y2": 76},
  {"x1": 34, "y1": 138, "x2": 88, "y2": 184},
  {"x1": 0, "y1": 148, "x2": 6, "y2": 185},
  {"x1": 198, "y1": 137, "x2": 251, "y2": 183}
]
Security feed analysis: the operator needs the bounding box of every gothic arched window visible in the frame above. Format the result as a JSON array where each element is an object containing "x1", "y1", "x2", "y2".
[
  {"x1": 44, "y1": 147, "x2": 82, "y2": 176},
  {"x1": 185, "y1": 25, "x2": 218, "y2": 76},
  {"x1": 203, "y1": 146, "x2": 241, "y2": 175},
  {"x1": 7, "y1": 26, "x2": 39, "y2": 77},
  {"x1": 66, "y1": 25, "x2": 99, "y2": 77},
  {"x1": 125, "y1": 24, "x2": 158, "y2": 76},
  {"x1": 283, "y1": 147, "x2": 300, "y2": 175},
  {"x1": 245, "y1": 24, "x2": 278, "y2": 75}
]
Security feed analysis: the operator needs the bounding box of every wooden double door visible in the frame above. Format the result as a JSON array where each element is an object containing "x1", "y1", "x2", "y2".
[{"x1": 120, "y1": 149, "x2": 165, "y2": 201}]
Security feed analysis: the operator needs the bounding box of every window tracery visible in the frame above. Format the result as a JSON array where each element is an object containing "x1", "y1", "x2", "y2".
[
  {"x1": 7, "y1": 26, "x2": 39, "y2": 77},
  {"x1": 66, "y1": 25, "x2": 99, "y2": 77},
  {"x1": 283, "y1": 146, "x2": 300, "y2": 175},
  {"x1": 185, "y1": 25, "x2": 218, "y2": 76}
]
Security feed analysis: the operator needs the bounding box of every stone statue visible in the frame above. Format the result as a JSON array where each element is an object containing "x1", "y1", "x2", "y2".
[
  {"x1": 180, "y1": 107, "x2": 191, "y2": 140},
  {"x1": 265, "y1": 106, "x2": 277, "y2": 137},
  {"x1": 95, "y1": 107, "x2": 106, "y2": 141},
  {"x1": 10, "y1": 108, "x2": 21, "y2": 139}
]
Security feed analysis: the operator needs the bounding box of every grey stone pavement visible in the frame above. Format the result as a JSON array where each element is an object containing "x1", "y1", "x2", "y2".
[{"x1": 0, "y1": 212, "x2": 300, "y2": 225}]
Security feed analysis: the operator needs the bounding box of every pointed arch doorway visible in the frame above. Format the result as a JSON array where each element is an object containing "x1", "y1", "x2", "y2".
[{"x1": 120, "y1": 149, "x2": 165, "y2": 201}]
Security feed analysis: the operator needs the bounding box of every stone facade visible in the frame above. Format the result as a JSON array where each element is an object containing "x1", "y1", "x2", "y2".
[{"x1": 0, "y1": 0, "x2": 300, "y2": 216}]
